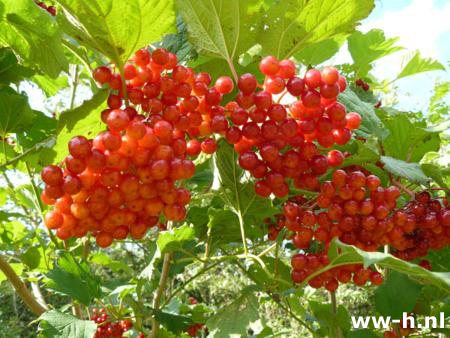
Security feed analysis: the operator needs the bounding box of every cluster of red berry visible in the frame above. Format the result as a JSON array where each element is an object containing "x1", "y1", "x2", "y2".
[
  {"x1": 90, "y1": 308, "x2": 132, "y2": 338},
  {"x1": 186, "y1": 323, "x2": 206, "y2": 337},
  {"x1": 285, "y1": 169, "x2": 401, "y2": 251},
  {"x1": 223, "y1": 56, "x2": 360, "y2": 198},
  {"x1": 355, "y1": 78, "x2": 370, "y2": 91},
  {"x1": 291, "y1": 252, "x2": 383, "y2": 292},
  {"x1": 389, "y1": 191, "x2": 450, "y2": 261},
  {"x1": 274, "y1": 167, "x2": 449, "y2": 291},
  {"x1": 41, "y1": 48, "x2": 223, "y2": 248},
  {"x1": 34, "y1": 1, "x2": 56, "y2": 16}
]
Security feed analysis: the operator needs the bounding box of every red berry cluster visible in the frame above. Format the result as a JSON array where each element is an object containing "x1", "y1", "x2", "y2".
[
  {"x1": 34, "y1": 1, "x2": 56, "y2": 16},
  {"x1": 223, "y1": 56, "x2": 361, "y2": 198},
  {"x1": 90, "y1": 308, "x2": 132, "y2": 338},
  {"x1": 355, "y1": 78, "x2": 369, "y2": 91},
  {"x1": 280, "y1": 168, "x2": 408, "y2": 290},
  {"x1": 286, "y1": 169, "x2": 401, "y2": 251},
  {"x1": 186, "y1": 323, "x2": 205, "y2": 337},
  {"x1": 40, "y1": 47, "x2": 226, "y2": 248},
  {"x1": 291, "y1": 252, "x2": 383, "y2": 291},
  {"x1": 389, "y1": 191, "x2": 450, "y2": 261},
  {"x1": 93, "y1": 47, "x2": 227, "y2": 150}
]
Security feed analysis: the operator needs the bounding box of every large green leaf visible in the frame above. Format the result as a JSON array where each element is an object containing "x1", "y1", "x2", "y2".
[
  {"x1": 56, "y1": 0, "x2": 176, "y2": 67},
  {"x1": 382, "y1": 114, "x2": 440, "y2": 162},
  {"x1": 375, "y1": 271, "x2": 422, "y2": 319},
  {"x1": 337, "y1": 87, "x2": 386, "y2": 139},
  {"x1": 213, "y1": 141, "x2": 277, "y2": 242},
  {"x1": 157, "y1": 225, "x2": 196, "y2": 254},
  {"x1": 54, "y1": 89, "x2": 108, "y2": 163},
  {"x1": 0, "y1": 47, "x2": 34, "y2": 85},
  {"x1": 309, "y1": 301, "x2": 351, "y2": 336},
  {"x1": 0, "y1": 0, "x2": 68, "y2": 78},
  {"x1": 294, "y1": 35, "x2": 346, "y2": 66},
  {"x1": 396, "y1": 51, "x2": 445, "y2": 80},
  {"x1": 206, "y1": 286, "x2": 259, "y2": 338},
  {"x1": 177, "y1": 0, "x2": 260, "y2": 65},
  {"x1": 348, "y1": 29, "x2": 403, "y2": 77},
  {"x1": 380, "y1": 156, "x2": 429, "y2": 184},
  {"x1": 318, "y1": 239, "x2": 450, "y2": 293},
  {"x1": 259, "y1": 0, "x2": 375, "y2": 59},
  {"x1": 421, "y1": 163, "x2": 449, "y2": 190},
  {"x1": 0, "y1": 87, "x2": 34, "y2": 136},
  {"x1": 19, "y1": 246, "x2": 41, "y2": 270},
  {"x1": 45, "y1": 252, "x2": 102, "y2": 305},
  {"x1": 38, "y1": 310, "x2": 97, "y2": 338}
]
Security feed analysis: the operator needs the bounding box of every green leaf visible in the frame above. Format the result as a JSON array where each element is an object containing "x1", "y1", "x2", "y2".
[
  {"x1": 32, "y1": 74, "x2": 68, "y2": 97},
  {"x1": 0, "y1": 47, "x2": 34, "y2": 85},
  {"x1": 89, "y1": 252, "x2": 132, "y2": 273},
  {"x1": 396, "y1": 51, "x2": 445, "y2": 80},
  {"x1": 19, "y1": 246, "x2": 41, "y2": 270},
  {"x1": 206, "y1": 286, "x2": 259, "y2": 338},
  {"x1": 346, "y1": 329, "x2": 380, "y2": 338},
  {"x1": 0, "y1": 187, "x2": 7, "y2": 206},
  {"x1": 214, "y1": 140, "x2": 243, "y2": 194},
  {"x1": 380, "y1": 156, "x2": 429, "y2": 184},
  {"x1": 38, "y1": 310, "x2": 97, "y2": 338},
  {"x1": 56, "y1": 0, "x2": 176, "y2": 67},
  {"x1": 375, "y1": 271, "x2": 422, "y2": 319},
  {"x1": 309, "y1": 301, "x2": 351, "y2": 335},
  {"x1": 154, "y1": 310, "x2": 193, "y2": 334},
  {"x1": 323, "y1": 239, "x2": 450, "y2": 293},
  {"x1": 429, "y1": 81, "x2": 449, "y2": 113},
  {"x1": 421, "y1": 164, "x2": 449, "y2": 190},
  {"x1": 348, "y1": 29, "x2": 403, "y2": 77},
  {"x1": 177, "y1": 0, "x2": 260, "y2": 63},
  {"x1": 157, "y1": 225, "x2": 196, "y2": 254},
  {"x1": 0, "y1": 0, "x2": 68, "y2": 77},
  {"x1": 294, "y1": 35, "x2": 346, "y2": 66},
  {"x1": 341, "y1": 138, "x2": 380, "y2": 167},
  {"x1": 54, "y1": 89, "x2": 108, "y2": 163},
  {"x1": 248, "y1": 256, "x2": 293, "y2": 291},
  {"x1": 259, "y1": 0, "x2": 375, "y2": 59},
  {"x1": 382, "y1": 114, "x2": 440, "y2": 162},
  {"x1": 138, "y1": 241, "x2": 160, "y2": 280},
  {"x1": 0, "y1": 87, "x2": 34, "y2": 136},
  {"x1": 338, "y1": 87, "x2": 386, "y2": 139},
  {"x1": 46, "y1": 252, "x2": 102, "y2": 305}
]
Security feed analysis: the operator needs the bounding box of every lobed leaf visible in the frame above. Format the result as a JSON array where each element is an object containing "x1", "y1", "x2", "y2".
[
  {"x1": 56, "y1": 0, "x2": 176, "y2": 67},
  {"x1": 259, "y1": 0, "x2": 375, "y2": 59},
  {"x1": 0, "y1": 0, "x2": 68, "y2": 77}
]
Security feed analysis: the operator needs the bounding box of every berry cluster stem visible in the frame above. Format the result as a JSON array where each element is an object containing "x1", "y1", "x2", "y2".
[
  {"x1": 0, "y1": 255, "x2": 48, "y2": 315},
  {"x1": 150, "y1": 222, "x2": 173, "y2": 338}
]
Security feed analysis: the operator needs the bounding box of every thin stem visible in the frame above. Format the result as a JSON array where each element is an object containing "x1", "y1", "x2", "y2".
[
  {"x1": 257, "y1": 242, "x2": 277, "y2": 257},
  {"x1": 329, "y1": 292, "x2": 342, "y2": 338},
  {"x1": 226, "y1": 58, "x2": 238, "y2": 83},
  {"x1": 0, "y1": 136, "x2": 54, "y2": 170},
  {"x1": 150, "y1": 223, "x2": 173, "y2": 338},
  {"x1": 392, "y1": 180, "x2": 415, "y2": 198},
  {"x1": 61, "y1": 40, "x2": 95, "y2": 82},
  {"x1": 161, "y1": 262, "x2": 221, "y2": 308},
  {"x1": 0, "y1": 255, "x2": 47, "y2": 315},
  {"x1": 279, "y1": 300, "x2": 316, "y2": 337},
  {"x1": 237, "y1": 211, "x2": 248, "y2": 255},
  {"x1": 69, "y1": 64, "x2": 79, "y2": 110}
]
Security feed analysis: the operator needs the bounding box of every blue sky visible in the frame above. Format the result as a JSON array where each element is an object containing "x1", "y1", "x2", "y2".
[{"x1": 345, "y1": 0, "x2": 450, "y2": 111}]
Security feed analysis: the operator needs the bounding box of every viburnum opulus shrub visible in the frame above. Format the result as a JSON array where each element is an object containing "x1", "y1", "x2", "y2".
[{"x1": 39, "y1": 48, "x2": 450, "y2": 298}]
